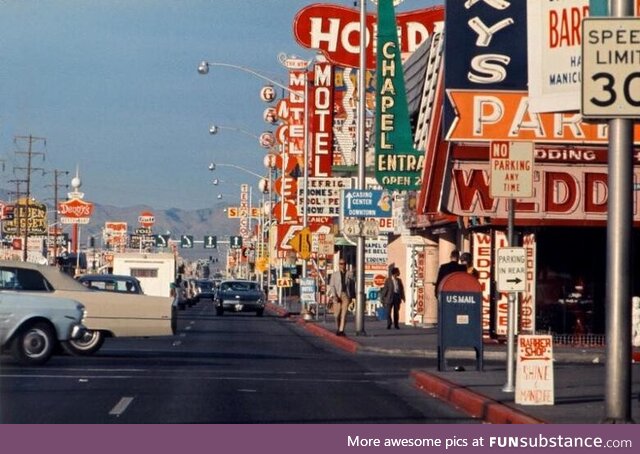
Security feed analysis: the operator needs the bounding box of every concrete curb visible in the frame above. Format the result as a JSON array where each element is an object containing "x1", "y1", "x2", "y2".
[
  {"x1": 265, "y1": 303, "x2": 290, "y2": 318},
  {"x1": 410, "y1": 370, "x2": 546, "y2": 424},
  {"x1": 296, "y1": 319, "x2": 359, "y2": 354}
]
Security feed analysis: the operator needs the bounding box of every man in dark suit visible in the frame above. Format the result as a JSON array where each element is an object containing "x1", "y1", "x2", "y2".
[
  {"x1": 435, "y1": 249, "x2": 466, "y2": 297},
  {"x1": 381, "y1": 267, "x2": 405, "y2": 329}
]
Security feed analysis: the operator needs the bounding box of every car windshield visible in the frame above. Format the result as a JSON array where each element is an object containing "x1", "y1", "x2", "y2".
[
  {"x1": 220, "y1": 282, "x2": 259, "y2": 292},
  {"x1": 198, "y1": 282, "x2": 213, "y2": 290}
]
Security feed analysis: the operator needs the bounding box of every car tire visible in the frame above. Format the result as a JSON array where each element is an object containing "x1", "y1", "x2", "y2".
[
  {"x1": 11, "y1": 322, "x2": 55, "y2": 366},
  {"x1": 256, "y1": 309, "x2": 264, "y2": 317},
  {"x1": 62, "y1": 330, "x2": 105, "y2": 356}
]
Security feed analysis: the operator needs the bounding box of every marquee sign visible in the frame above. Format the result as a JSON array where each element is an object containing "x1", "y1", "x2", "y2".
[
  {"x1": 293, "y1": 4, "x2": 444, "y2": 69},
  {"x1": 446, "y1": 90, "x2": 640, "y2": 144},
  {"x1": 1, "y1": 198, "x2": 47, "y2": 236},
  {"x1": 59, "y1": 198, "x2": 94, "y2": 220},
  {"x1": 446, "y1": 160, "x2": 628, "y2": 225}
]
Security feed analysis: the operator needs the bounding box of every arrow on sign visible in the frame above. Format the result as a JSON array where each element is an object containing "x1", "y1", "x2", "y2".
[
  {"x1": 506, "y1": 277, "x2": 522, "y2": 285},
  {"x1": 520, "y1": 356, "x2": 551, "y2": 362},
  {"x1": 345, "y1": 192, "x2": 353, "y2": 211}
]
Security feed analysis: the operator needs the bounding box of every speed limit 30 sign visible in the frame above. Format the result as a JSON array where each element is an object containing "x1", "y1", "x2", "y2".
[{"x1": 582, "y1": 18, "x2": 640, "y2": 118}]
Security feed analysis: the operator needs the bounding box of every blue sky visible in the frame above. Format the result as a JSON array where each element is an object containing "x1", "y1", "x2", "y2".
[{"x1": 0, "y1": 0, "x2": 435, "y2": 210}]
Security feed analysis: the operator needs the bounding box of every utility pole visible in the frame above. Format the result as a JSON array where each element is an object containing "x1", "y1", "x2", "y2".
[
  {"x1": 13, "y1": 135, "x2": 46, "y2": 261},
  {"x1": 7, "y1": 179, "x2": 26, "y2": 250},
  {"x1": 45, "y1": 169, "x2": 70, "y2": 264}
]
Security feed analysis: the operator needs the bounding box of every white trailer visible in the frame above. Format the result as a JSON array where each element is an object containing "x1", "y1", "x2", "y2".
[{"x1": 111, "y1": 252, "x2": 176, "y2": 297}]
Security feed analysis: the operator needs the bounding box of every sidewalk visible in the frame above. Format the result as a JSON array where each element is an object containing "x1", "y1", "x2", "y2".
[{"x1": 266, "y1": 303, "x2": 640, "y2": 424}]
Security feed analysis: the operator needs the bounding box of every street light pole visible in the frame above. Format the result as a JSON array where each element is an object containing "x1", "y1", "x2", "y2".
[
  {"x1": 354, "y1": 0, "x2": 367, "y2": 335},
  {"x1": 209, "y1": 124, "x2": 260, "y2": 141},
  {"x1": 198, "y1": 61, "x2": 297, "y2": 96},
  {"x1": 208, "y1": 162, "x2": 264, "y2": 179}
]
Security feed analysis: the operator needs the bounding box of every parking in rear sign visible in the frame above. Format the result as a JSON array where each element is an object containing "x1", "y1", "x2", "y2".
[{"x1": 496, "y1": 247, "x2": 527, "y2": 292}]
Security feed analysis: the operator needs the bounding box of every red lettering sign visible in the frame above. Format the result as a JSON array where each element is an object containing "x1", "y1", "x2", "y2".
[
  {"x1": 58, "y1": 198, "x2": 94, "y2": 218},
  {"x1": 293, "y1": 4, "x2": 444, "y2": 69}
]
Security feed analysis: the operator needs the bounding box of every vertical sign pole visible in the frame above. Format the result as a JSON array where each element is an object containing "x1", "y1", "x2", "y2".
[
  {"x1": 302, "y1": 72, "x2": 309, "y2": 281},
  {"x1": 355, "y1": 0, "x2": 367, "y2": 335},
  {"x1": 502, "y1": 198, "x2": 516, "y2": 392},
  {"x1": 603, "y1": 0, "x2": 634, "y2": 424}
]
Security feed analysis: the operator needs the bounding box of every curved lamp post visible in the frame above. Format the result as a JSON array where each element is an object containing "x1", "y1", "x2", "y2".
[
  {"x1": 208, "y1": 161, "x2": 264, "y2": 180},
  {"x1": 197, "y1": 61, "x2": 298, "y2": 96},
  {"x1": 209, "y1": 124, "x2": 259, "y2": 140}
]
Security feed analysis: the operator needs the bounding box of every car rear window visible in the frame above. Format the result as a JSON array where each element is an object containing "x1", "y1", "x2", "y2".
[{"x1": 221, "y1": 282, "x2": 259, "y2": 292}]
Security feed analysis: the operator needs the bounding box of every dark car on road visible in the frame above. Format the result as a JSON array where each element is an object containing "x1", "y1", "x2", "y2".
[
  {"x1": 215, "y1": 280, "x2": 265, "y2": 316},
  {"x1": 195, "y1": 279, "x2": 216, "y2": 302}
]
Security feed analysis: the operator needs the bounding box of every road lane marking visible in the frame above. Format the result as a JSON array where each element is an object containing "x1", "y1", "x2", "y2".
[
  {"x1": 0, "y1": 373, "x2": 377, "y2": 384},
  {"x1": 237, "y1": 389, "x2": 257, "y2": 393},
  {"x1": 109, "y1": 397, "x2": 134, "y2": 416}
]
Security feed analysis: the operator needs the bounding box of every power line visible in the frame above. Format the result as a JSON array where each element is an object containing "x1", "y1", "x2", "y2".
[{"x1": 13, "y1": 134, "x2": 46, "y2": 261}]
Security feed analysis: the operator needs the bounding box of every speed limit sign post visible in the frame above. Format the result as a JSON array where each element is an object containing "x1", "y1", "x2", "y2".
[{"x1": 582, "y1": 17, "x2": 640, "y2": 118}]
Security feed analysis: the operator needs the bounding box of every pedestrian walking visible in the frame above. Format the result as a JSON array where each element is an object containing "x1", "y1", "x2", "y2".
[
  {"x1": 435, "y1": 249, "x2": 466, "y2": 297},
  {"x1": 328, "y1": 259, "x2": 355, "y2": 336},
  {"x1": 460, "y1": 252, "x2": 480, "y2": 279},
  {"x1": 381, "y1": 267, "x2": 405, "y2": 329}
]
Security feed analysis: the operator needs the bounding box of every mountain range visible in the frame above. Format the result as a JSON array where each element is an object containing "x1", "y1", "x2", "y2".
[{"x1": 1, "y1": 188, "x2": 243, "y2": 260}]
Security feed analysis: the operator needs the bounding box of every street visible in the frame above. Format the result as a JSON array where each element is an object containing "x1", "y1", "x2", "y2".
[{"x1": 0, "y1": 301, "x2": 476, "y2": 424}]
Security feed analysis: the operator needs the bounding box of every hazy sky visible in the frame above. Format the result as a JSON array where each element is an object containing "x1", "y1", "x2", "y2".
[{"x1": 0, "y1": 0, "x2": 436, "y2": 210}]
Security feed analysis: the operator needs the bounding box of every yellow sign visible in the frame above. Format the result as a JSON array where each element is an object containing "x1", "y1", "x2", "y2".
[
  {"x1": 288, "y1": 227, "x2": 312, "y2": 260},
  {"x1": 227, "y1": 206, "x2": 261, "y2": 219},
  {"x1": 1, "y1": 197, "x2": 47, "y2": 236},
  {"x1": 255, "y1": 257, "x2": 269, "y2": 273},
  {"x1": 277, "y1": 277, "x2": 293, "y2": 288}
]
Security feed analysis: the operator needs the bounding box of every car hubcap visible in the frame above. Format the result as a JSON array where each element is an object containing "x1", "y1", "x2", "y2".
[{"x1": 24, "y1": 329, "x2": 48, "y2": 358}]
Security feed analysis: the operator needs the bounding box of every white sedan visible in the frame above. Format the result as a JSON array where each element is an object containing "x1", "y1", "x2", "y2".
[
  {"x1": 0, "y1": 292, "x2": 86, "y2": 365},
  {"x1": 0, "y1": 261, "x2": 177, "y2": 356}
]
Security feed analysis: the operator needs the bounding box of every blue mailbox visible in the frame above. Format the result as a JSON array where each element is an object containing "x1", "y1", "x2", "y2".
[{"x1": 437, "y1": 271, "x2": 483, "y2": 371}]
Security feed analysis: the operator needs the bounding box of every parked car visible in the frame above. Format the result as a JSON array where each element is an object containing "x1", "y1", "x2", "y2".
[
  {"x1": 214, "y1": 280, "x2": 265, "y2": 316},
  {"x1": 194, "y1": 279, "x2": 216, "y2": 301},
  {"x1": 77, "y1": 274, "x2": 144, "y2": 294},
  {"x1": 0, "y1": 261, "x2": 177, "y2": 356},
  {"x1": 0, "y1": 292, "x2": 86, "y2": 365}
]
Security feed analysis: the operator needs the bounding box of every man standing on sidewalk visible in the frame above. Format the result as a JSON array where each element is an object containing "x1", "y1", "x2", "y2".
[
  {"x1": 328, "y1": 259, "x2": 355, "y2": 336},
  {"x1": 435, "y1": 249, "x2": 466, "y2": 297},
  {"x1": 381, "y1": 267, "x2": 405, "y2": 329}
]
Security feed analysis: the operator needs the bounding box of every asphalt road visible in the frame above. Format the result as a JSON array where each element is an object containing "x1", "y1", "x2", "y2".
[{"x1": 0, "y1": 300, "x2": 477, "y2": 424}]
